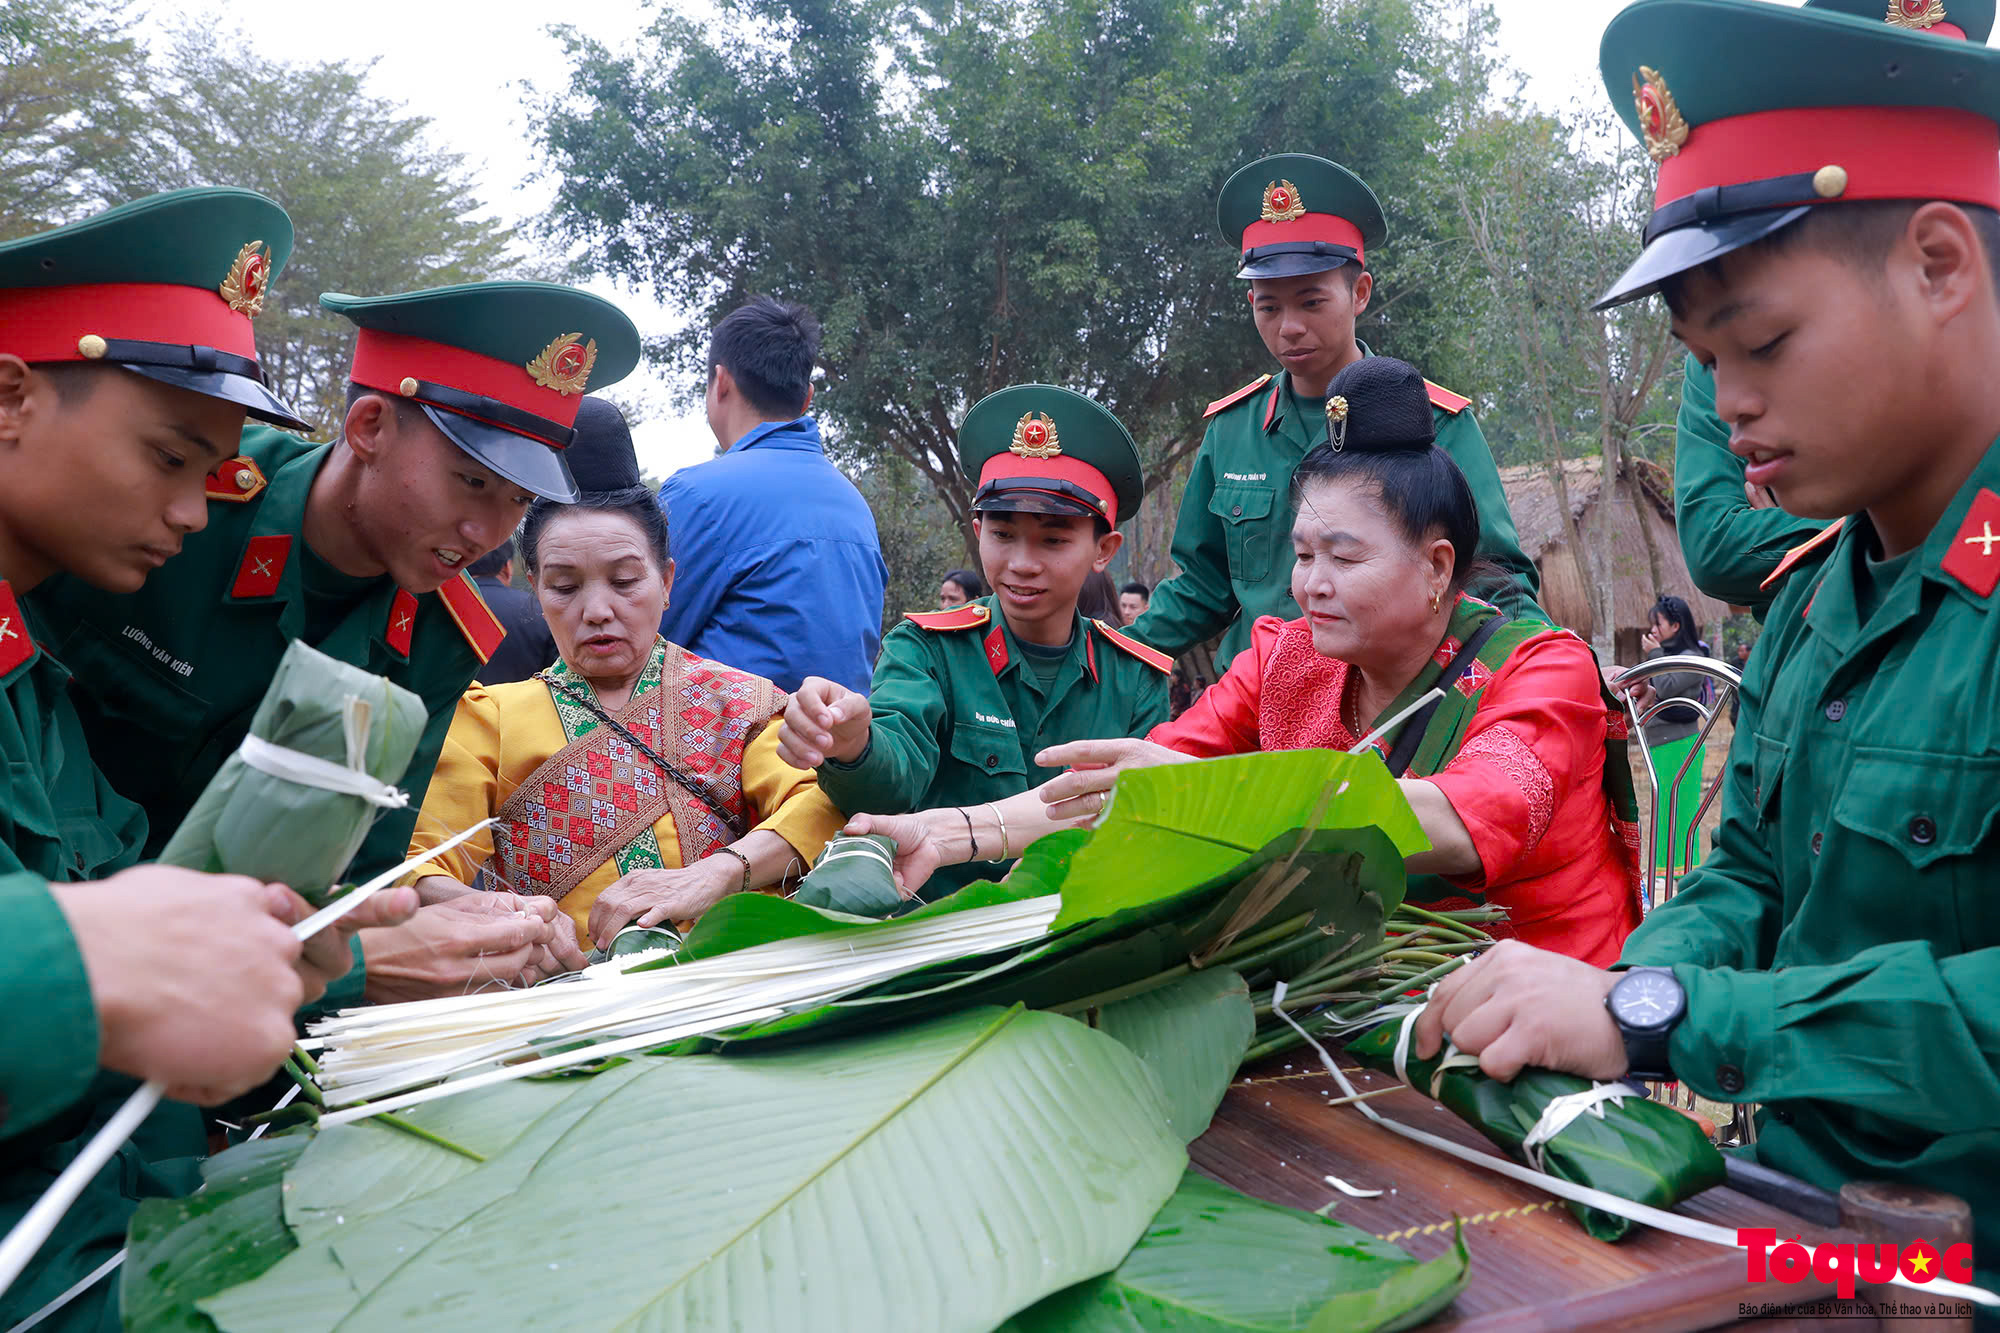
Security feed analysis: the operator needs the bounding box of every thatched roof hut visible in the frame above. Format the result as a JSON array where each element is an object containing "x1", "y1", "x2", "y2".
[{"x1": 1498, "y1": 456, "x2": 1730, "y2": 665}]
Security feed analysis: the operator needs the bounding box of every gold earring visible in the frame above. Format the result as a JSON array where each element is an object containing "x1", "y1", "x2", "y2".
[{"x1": 1429, "y1": 590, "x2": 1441, "y2": 614}]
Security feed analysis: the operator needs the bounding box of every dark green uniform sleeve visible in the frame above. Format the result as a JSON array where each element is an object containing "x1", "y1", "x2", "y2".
[
  {"x1": 0, "y1": 872, "x2": 99, "y2": 1143},
  {"x1": 817, "y1": 624, "x2": 950, "y2": 815},
  {"x1": 1128, "y1": 437, "x2": 1236, "y2": 658},
  {"x1": 1673, "y1": 356, "x2": 1826, "y2": 615},
  {"x1": 1435, "y1": 408, "x2": 1545, "y2": 620},
  {"x1": 1132, "y1": 663, "x2": 1171, "y2": 736}
]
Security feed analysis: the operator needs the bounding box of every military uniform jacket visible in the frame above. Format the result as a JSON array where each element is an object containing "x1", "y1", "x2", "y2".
[
  {"x1": 1672, "y1": 356, "x2": 1827, "y2": 618},
  {"x1": 1622, "y1": 441, "x2": 2000, "y2": 1293},
  {"x1": 1130, "y1": 358, "x2": 1544, "y2": 668},
  {"x1": 0, "y1": 592, "x2": 202, "y2": 1330},
  {"x1": 817, "y1": 599, "x2": 1171, "y2": 897},
  {"x1": 32, "y1": 425, "x2": 504, "y2": 909}
]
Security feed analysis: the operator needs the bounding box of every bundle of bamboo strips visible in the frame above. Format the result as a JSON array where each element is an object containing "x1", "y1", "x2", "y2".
[{"x1": 309, "y1": 895, "x2": 1063, "y2": 1120}]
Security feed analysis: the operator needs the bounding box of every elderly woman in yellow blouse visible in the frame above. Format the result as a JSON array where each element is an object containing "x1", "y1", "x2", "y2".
[{"x1": 406, "y1": 399, "x2": 844, "y2": 954}]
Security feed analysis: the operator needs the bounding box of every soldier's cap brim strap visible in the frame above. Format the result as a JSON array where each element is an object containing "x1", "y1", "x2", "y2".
[
  {"x1": 419, "y1": 403, "x2": 579, "y2": 503},
  {"x1": 974, "y1": 452, "x2": 1117, "y2": 526},
  {"x1": 1597, "y1": 205, "x2": 1811, "y2": 309},
  {"x1": 401, "y1": 377, "x2": 575, "y2": 450}
]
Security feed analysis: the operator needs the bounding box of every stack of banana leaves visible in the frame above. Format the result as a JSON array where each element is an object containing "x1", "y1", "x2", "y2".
[{"x1": 123, "y1": 749, "x2": 1718, "y2": 1332}]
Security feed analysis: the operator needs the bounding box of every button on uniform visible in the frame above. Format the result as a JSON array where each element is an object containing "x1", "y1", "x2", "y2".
[
  {"x1": 1910, "y1": 816, "x2": 1937, "y2": 845},
  {"x1": 1810, "y1": 832, "x2": 1822, "y2": 855},
  {"x1": 1824, "y1": 698, "x2": 1846, "y2": 721},
  {"x1": 1716, "y1": 1064, "x2": 1746, "y2": 1095}
]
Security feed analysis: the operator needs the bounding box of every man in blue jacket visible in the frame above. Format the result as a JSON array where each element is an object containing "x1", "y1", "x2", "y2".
[{"x1": 659, "y1": 297, "x2": 887, "y2": 693}]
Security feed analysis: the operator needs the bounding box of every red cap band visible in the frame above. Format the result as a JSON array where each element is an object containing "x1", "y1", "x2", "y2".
[
  {"x1": 350, "y1": 329, "x2": 588, "y2": 443},
  {"x1": 0, "y1": 283, "x2": 259, "y2": 363},
  {"x1": 1238, "y1": 213, "x2": 1367, "y2": 264},
  {"x1": 1656, "y1": 105, "x2": 2000, "y2": 214},
  {"x1": 976, "y1": 452, "x2": 1118, "y2": 527}
]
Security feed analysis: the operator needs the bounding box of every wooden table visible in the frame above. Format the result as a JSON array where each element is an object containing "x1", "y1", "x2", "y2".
[{"x1": 1192, "y1": 1057, "x2": 1961, "y2": 1331}]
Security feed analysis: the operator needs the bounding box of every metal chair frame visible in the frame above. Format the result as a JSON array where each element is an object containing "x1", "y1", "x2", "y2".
[{"x1": 1609, "y1": 653, "x2": 1757, "y2": 1146}]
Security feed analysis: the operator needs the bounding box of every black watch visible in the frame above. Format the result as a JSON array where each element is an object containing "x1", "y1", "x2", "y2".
[{"x1": 1606, "y1": 966, "x2": 1686, "y2": 1082}]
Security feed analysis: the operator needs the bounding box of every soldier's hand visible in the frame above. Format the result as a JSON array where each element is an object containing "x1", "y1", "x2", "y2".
[
  {"x1": 263, "y1": 883, "x2": 420, "y2": 1001},
  {"x1": 1035, "y1": 738, "x2": 1192, "y2": 821},
  {"x1": 778, "y1": 677, "x2": 873, "y2": 768},
  {"x1": 358, "y1": 900, "x2": 552, "y2": 1003},
  {"x1": 1410, "y1": 939, "x2": 1626, "y2": 1083},
  {"x1": 51, "y1": 868, "x2": 321, "y2": 1105}
]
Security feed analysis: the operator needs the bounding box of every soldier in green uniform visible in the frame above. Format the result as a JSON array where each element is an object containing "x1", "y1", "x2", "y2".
[
  {"x1": 1130, "y1": 154, "x2": 1543, "y2": 668},
  {"x1": 0, "y1": 189, "x2": 418, "y2": 1329},
  {"x1": 32, "y1": 281, "x2": 643, "y2": 1006},
  {"x1": 1410, "y1": 0, "x2": 2000, "y2": 1300},
  {"x1": 777, "y1": 385, "x2": 1172, "y2": 898}
]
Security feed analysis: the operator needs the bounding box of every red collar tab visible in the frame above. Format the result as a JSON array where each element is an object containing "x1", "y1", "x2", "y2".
[
  {"x1": 1263, "y1": 381, "x2": 1281, "y2": 432},
  {"x1": 1942, "y1": 488, "x2": 2000, "y2": 596},
  {"x1": 229, "y1": 533, "x2": 292, "y2": 600},
  {"x1": 1092, "y1": 618, "x2": 1174, "y2": 674},
  {"x1": 984, "y1": 624, "x2": 1010, "y2": 676},
  {"x1": 349, "y1": 328, "x2": 590, "y2": 450},
  {"x1": 385, "y1": 588, "x2": 420, "y2": 658},
  {"x1": 1238, "y1": 212, "x2": 1367, "y2": 266},
  {"x1": 1084, "y1": 626, "x2": 1099, "y2": 683},
  {"x1": 1760, "y1": 518, "x2": 1846, "y2": 591},
  {"x1": 1651, "y1": 105, "x2": 2000, "y2": 223},
  {"x1": 436, "y1": 571, "x2": 507, "y2": 664},
  {"x1": 905, "y1": 604, "x2": 991, "y2": 632},
  {"x1": 1205, "y1": 374, "x2": 1272, "y2": 419},
  {"x1": 205, "y1": 455, "x2": 267, "y2": 503},
  {"x1": 974, "y1": 452, "x2": 1118, "y2": 527},
  {"x1": 0, "y1": 281, "x2": 261, "y2": 366},
  {"x1": 0, "y1": 582, "x2": 36, "y2": 679},
  {"x1": 1425, "y1": 380, "x2": 1471, "y2": 415}
]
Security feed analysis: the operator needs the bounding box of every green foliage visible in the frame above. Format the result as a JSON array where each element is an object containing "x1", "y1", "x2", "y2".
[
  {"x1": 533, "y1": 0, "x2": 1494, "y2": 547},
  {"x1": 1093, "y1": 968, "x2": 1252, "y2": 1143},
  {"x1": 1000, "y1": 1172, "x2": 1468, "y2": 1333},
  {"x1": 0, "y1": 0, "x2": 154, "y2": 238}
]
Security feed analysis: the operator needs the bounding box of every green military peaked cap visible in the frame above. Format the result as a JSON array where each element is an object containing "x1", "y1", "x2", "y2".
[
  {"x1": 323, "y1": 281, "x2": 643, "y2": 503},
  {"x1": 1596, "y1": 0, "x2": 2000, "y2": 307},
  {"x1": 1217, "y1": 154, "x2": 1388, "y2": 280},
  {"x1": 0, "y1": 188, "x2": 309, "y2": 430},
  {"x1": 959, "y1": 384, "x2": 1144, "y2": 528}
]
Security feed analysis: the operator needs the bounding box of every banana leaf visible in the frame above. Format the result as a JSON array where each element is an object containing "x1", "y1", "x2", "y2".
[
  {"x1": 1093, "y1": 967, "x2": 1252, "y2": 1143},
  {"x1": 138, "y1": 1004, "x2": 1218, "y2": 1332},
  {"x1": 999, "y1": 1171, "x2": 1470, "y2": 1333},
  {"x1": 155, "y1": 640, "x2": 427, "y2": 904},
  {"x1": 1347, "y1": 1019, "x2": 1726, "y2": 1241}
]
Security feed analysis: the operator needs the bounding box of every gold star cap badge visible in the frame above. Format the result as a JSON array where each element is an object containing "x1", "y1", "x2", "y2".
[
  {"x1": 1260, "y1": 179, "x2": 1307, "y2": 223},
  {"x1": 1887, "y1": 0, "x2": 1948, "y2": 27},
  {"x1": 218, "y1": 240, "x2": 271, "y2": 316},
  {"x1": 1633, "y1": 66, "x2": 1690, "y2": 162},
  {"x1": 1010, "y1": 411, "x2": 1062, "y2": 459},
  {"x1": 525, "y1": 332, "x2": 598, "y2": 396}
]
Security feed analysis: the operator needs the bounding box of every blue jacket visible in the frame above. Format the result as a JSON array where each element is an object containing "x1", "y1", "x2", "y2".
[{"x1": 658, "y1": 417, "x2": 886, "y2": 693}]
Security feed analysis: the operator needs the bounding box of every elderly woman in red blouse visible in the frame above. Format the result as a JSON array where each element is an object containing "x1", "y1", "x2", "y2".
[{"x1": 1040, "y1": 358, "x2": 1643, "y2": 965}]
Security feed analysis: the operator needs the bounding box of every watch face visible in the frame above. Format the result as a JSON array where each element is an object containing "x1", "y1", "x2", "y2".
[{"x1": 1612, "y1": 970, "x2": 1684, "y2": 1031}]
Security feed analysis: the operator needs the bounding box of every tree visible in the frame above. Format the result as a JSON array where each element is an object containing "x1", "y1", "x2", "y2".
[
  {"x1": 0, "y1": 0, "x2": 155, "y2": 237},
  {"x1": 532, "y1": 0, "x2": 1492, "y2": 567},
  {"x1": 105, "y1": 33, "x2": 519, "y2": 428},
  {"x1": 1440, "y1": 102, "x2": 1681, "y2": 654}
]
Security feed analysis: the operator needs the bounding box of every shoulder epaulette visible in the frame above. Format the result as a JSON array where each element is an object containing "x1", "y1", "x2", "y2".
[
  {"x1": 1425, "y1": 380, "x2": 1471, "y2": 415},
  {"x1": 436, "y1": 571, "x2": 508, "y2": 664},
  {"x1": 1091, "y1": 619, "x2": 1174, "y2": 674},
  {"x1": 0, "y1": 581, "x2": 37, "y2": 681},
  {"x1": 205, "y1": 456, "x2": 267, "y2": 503},
  {"x1": 905, "y1": 604, "x2": 992, "y2": 632},
  {"x1": 1205, "y1": 374, "x2": 1273, "y2": 419},
  {"x1": 1759, "y1": 519, "x2": 1845, "y2": 592}
]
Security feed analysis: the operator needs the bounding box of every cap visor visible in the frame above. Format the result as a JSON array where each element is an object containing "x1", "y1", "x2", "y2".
[
  {"x1": 972, "y1": 487, "x2": 1098, "y2": 520},
  {"x1": 121, "y1": 363, "x2": 312, "y2": 433},
  {"x1": 420, "y1": 402, "x2": 579, "y2": 502},
  {"x1": 1235, "y1": 251, "x2": 1359, "y2": 281},
  {"x1": 1594, "y1": 206, "x2": 1812, "y2": 310}
]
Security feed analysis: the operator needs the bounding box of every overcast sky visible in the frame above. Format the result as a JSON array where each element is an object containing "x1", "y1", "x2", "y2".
[{"x1": 147, "y1": 0, "x2": 1803, "y2": 478}]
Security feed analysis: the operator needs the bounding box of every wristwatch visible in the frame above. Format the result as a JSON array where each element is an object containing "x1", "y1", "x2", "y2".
[{"x1": 1606, "y1": 966, "x2": 1687, "y2": 1082}]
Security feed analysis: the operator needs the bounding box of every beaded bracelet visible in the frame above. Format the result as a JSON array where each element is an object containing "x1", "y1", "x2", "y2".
[{"x1": 715, "y1": 844, "x2": 752, "y2": 893}]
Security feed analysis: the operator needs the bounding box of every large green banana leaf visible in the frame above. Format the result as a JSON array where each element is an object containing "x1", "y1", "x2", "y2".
[
  {"x1": 1347, "y1": 1019, "x2": 1726, "y2": 1241},
  {"x1": 998, "y1": 1172, "x2": 1470, "y2": 1333},
  {"x1": 1093, "y1": 968, "x2": 1253, "y2": 1143},
  {"x1": 151, "y1": 1006, "x2": 1201, "y2": 1332},
  {"x1": 122, "y1": 1137, "x2": 310, "y2": 1333}
]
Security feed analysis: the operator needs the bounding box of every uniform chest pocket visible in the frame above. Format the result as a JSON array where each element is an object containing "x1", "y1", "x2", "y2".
[
  {"x1": 1, "y1": 760, "x2": 125, "y2": 880},
  {"x1": 1830, "y1": 747, "x2": 2000, "y2": 869},
  {"x1": 58, "y1": 620, "x2": 208, "y2": 743},
  {"x1": 948, "y1": 721, "x2": 1026, "y2": 779},
  {"x1": 1209, "y1": 484, "x2": 1279, "y2": 585},
  {"x1": 1751, "y1": 732, "x2": 1787, "y2": 826}
]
